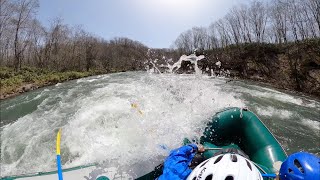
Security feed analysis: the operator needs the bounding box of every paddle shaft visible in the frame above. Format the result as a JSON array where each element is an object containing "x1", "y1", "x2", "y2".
[
  {"x1": 204, "y1": 148, "x2": 223, "y2": 151},
  {"x1": 56, "y1": 129, "x2": 63, "y2": 180}
]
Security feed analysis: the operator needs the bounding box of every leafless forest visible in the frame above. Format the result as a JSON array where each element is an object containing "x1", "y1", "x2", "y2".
[
  {"x1": 173, "y1": 0, "x2": 319, "y2": 52},
  {"x1": 1, "y1": 0, "x2": 319, "y2": 72}
]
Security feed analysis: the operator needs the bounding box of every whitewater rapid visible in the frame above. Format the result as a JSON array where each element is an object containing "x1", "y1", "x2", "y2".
[{"x1": 1, "y1": 72, "x2": 319, "y2": 177}]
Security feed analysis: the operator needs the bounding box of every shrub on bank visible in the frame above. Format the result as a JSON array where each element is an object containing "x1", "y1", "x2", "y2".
[{"x1": 0, "y1": 67, "x2": 106, "y2": 98}]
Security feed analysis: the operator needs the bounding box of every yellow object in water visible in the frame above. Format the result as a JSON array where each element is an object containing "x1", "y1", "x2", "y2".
[{"x1": 131, "y1": 103, "x2": 143, "y2": 115}]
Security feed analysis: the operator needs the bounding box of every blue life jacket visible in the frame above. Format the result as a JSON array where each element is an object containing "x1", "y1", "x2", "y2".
[{"x1": 158, "y1": 144, "x2": 198, "y2": 180}]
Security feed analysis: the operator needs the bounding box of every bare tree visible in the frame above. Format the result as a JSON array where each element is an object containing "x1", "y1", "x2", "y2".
[
  {"x1": 225, "y1": 12, "x2": 241, "y2": 44},
  {"x1": 248, "y1": 0, "x2": 268, "y2": 42},
  {"x1": 303, "y1": 0, "x2": 320, "y2": 37},
  {"x1": 0, "y1": 0, "x2": 14, "y2": 65},
  {"x1": 43, "y1": 18, "x2": 71, "y2": 70},
  {"x1": 237, "y1": 5, "x2": 252, "y2": 43},
  {"x1": 270, "y1": 0, "x2": 289, "y2": 43},
  {"x1": 215, "y1": 20, "x2": 231, "y2": 47},
  {"x1": 12, "y1": 0, "x2": 39, "y2": 71},
  {"x1": 0, "y1": 0, "x2": 12, "y2": 41},
  {"x1": 29, "y1": 19, "x2": 45, "y2": 67},
  {"x1": 307, "y1": 0, "x2": 320, "y2": 33},
  {"x1": 174, "y1": 30, "x2": 193, "y2": 53},
  {"x1": 207, "y1": 23, "x2": 220, "y2": 49},
  {"x1": 191, "y1": 27, "x2": 208, "y2": 50}
]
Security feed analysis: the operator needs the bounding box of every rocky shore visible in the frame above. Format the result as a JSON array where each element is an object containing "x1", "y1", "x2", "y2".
[{"x1": 0, "y1": 83, "x2": 39, "y2": 100}]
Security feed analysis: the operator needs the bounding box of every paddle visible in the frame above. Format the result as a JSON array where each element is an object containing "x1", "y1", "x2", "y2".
[
  {"x1": 262, "y1": 174, "x2": 277, "y2": 178},
  {"x1": 204, "y1": 148, "x2": 223, "y2": 151},
  {"x1": 56, "y1": 128, "x2": 63, "y2": 180}
]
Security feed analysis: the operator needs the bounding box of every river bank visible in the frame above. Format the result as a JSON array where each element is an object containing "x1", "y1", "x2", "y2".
[
  {"x1": 201, "y1": 39, "x2": 320, "y2": 98},
  {"x1": 0, "y1": 67, "x2": 110, "y2": 100},
  {"x1": 1, "y1": 66, "x2": 319, "y2": 101}
]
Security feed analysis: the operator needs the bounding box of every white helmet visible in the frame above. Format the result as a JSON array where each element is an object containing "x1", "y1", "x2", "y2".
[{"x1": 187, "y1": 153, "x2": 263, "y2": 180}]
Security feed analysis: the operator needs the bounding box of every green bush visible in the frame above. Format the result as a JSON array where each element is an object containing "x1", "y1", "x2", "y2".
[
  {"x1": 0, "y1": 66, "x2": 107, "y2": 96},
  {"x1": 48, "y1": 74, "x2": 61, "y2": 83},
  {"x1": 0, "y1": 67, "x2": 14, "y2": 79},
  {"x1": 1, "y1": 77, "x2": 23, "y2": 87}
]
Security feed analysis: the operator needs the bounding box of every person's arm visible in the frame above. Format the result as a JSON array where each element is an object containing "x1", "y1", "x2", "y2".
[
  {"x1": 159, "y1": 144, "x2": 204, "y2": 180},
  {"x1": 169, "y1": 144, "x2": 198, "y2": 158}
]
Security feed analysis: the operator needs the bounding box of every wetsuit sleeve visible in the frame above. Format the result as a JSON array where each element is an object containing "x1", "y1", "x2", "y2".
[{"x1": 158, "y1": 144, "x2": 198, "y2": 180}]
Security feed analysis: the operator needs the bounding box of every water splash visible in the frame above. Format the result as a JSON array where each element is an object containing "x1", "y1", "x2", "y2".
[
  {"x1": 1, "y1": 72, "x2": 319, "y2": 177},
  {"x1": 146, "y1": 50, "x2": 205, "y2": 75},
  {"x1": 145, "y1": 51, "x2": 232, "y2": 78},
  {"x1": 0, "y1": 72, "x2": 244, "y2": 177},
  {"x1": 171, "y1": 54, "x2": 205, "y2": 75}
]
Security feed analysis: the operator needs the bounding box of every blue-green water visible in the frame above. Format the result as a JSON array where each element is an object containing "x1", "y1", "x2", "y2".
[{"x1": 1, "y1": 72, "x2": 319, "y2": 177}]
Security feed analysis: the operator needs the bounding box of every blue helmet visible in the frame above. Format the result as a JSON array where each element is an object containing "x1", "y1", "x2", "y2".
[{"x1": 279, "y1": 152, "x2": 320, "y2": 180}]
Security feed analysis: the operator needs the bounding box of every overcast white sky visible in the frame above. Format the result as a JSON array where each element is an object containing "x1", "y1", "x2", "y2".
[{"x1": 38, "y1": 0, "x2": 250, "y2": 48}]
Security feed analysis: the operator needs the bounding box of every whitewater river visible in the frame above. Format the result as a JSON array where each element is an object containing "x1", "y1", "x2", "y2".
[{"x1": 1, "y1": 72, "x2": 319, "y2": 177}]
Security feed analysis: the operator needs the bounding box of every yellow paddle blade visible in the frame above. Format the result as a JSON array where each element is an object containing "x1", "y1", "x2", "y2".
[{"x1": 56, "y1": 128, "x2": 61, "y2": 155}]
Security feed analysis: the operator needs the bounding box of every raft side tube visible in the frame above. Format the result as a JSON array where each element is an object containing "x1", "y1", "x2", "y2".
[{"x1": 201, "y1": 107, "x2": 287, "y2": 173}]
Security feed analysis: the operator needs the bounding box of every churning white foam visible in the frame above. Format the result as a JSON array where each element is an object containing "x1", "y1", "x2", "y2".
[
  {"x1": 301, "y1": 119, "x2": 320, "y2": 133},
  {"x1": 243, "y1": 84, "x2": 320, "y2": 109},
  {"x1": 255, "y1": 106, "x2": 293, "y2": 119},
  {"x1": 0, "y1": 73, "x2": 244, "y2": 176}
]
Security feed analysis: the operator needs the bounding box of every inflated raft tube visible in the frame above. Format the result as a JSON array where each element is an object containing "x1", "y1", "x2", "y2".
[
  {"x1": 137, "y1": 107, "x2": 287, "y2": 180},
  {"x1": 200, "y1": 107, "x2": 287, "y2": 173}
]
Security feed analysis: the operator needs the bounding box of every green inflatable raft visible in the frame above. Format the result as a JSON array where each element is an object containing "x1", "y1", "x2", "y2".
[
  {"x1": 1, "y1": 107, "x2": 287, "y2": 180},
  {"x1": 137, "y1": 107, "x2": 287, "y2": 179}
]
